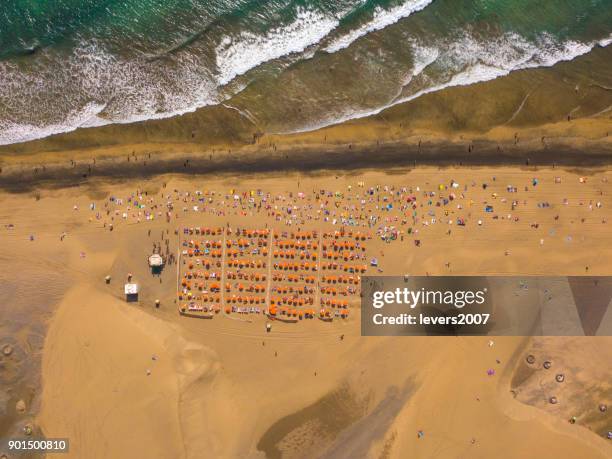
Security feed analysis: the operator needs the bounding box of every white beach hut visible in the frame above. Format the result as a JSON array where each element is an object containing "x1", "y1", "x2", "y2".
[
  {"x1": 124, "y1": 282, "x2": 139, "y2": 302},
  {"x1": 148, "y1": 253, "x2": 164, "y2": 267}
]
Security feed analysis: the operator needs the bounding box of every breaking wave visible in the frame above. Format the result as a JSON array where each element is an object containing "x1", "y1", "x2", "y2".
[
  {"x1": 0, "y1": 0, "x2": 610, "y2": 146},
  {"x1": 324, "y1": 0, "x2": 433, "y2": 53},
  {"x1": 291, "y1": 32, "x2": 608, "y2": 133},
  {"x1": 215, "y1": 8, "x2": 340, "y2": 86}
]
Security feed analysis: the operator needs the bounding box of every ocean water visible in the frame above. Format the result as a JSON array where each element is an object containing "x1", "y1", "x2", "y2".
[{"x1": 0, "y1": 0, "x2": 611, "y2": 145}]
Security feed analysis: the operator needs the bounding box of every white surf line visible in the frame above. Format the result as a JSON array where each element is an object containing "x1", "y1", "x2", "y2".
[
  {"x1": 324, "y1": 0, "x2": 434, "y2": 54},
  {"x1": 568, "y1": 106, "x2": 581, "y2": 119},
  {"x1": 221, "y1": 103, "x2": 258, "y2": 125},
  {"x1": 287, "y1": 33, "x2": 610, "y2": 137},
  {"x1": 504, "y1": 91, "x2": 532, "y2": 125},
  {"x1": 589, "y1": 83, "x2": 612, "y2": 91},
  {"x1": 589, "y1": 105, "x2": 612, "y2": 118},
  {"x1": 598, "y1": 34, "x2": 612, "y2": 47},
  {"x1": 215, "y1": 8, "x2": 340, "y2": 86}
]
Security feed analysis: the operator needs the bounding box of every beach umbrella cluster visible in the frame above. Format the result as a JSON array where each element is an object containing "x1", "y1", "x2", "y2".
[{"x1": 177, "y1": 227, "x2": 364, "y2": 322}]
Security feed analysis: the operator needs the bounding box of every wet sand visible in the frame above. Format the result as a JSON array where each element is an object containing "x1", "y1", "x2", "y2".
[
  {"x1": 2, "y1": 139, "x2": 612, "y2": 194},
  {"x1": 1, "y1": 45, "x2": 611, "y2": 193},
  {"x1": 1, "y1": 166, "x2": 611, "y2": 458}
]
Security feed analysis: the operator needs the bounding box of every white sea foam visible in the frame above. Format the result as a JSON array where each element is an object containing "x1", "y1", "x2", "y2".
[
  {"x1": 324, "y1": 0, "x2": 433, "y2": 54},
  {"x1": 215, "y1": 9, "x2": 339, "y2": 86},
  {"x1": 0, "y1": 22, "x2": 609, "y2": 146},
  {"x1": 290, "y1": 31, "x2": 603, "y2": 134},
  {"x1": 402, "y1": 42, "x2": 439, "y2": 86},
  {"x1": 0, "y1": 39, "x2": 222, "y2": 145},
  {"x1": 598, "y1": 33, "x2": 612, "y2": 47},
  {"x1": 0, "y1": 6, "x2": 342, "y2": 146},
  {"x1": 0, "y1": 102, "x2": 106, "y2": 146}
]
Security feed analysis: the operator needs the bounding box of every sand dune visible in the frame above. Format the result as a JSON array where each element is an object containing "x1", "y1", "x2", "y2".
[{"x1": 39, "y1": 285, "x2": 187, "y2": 459}]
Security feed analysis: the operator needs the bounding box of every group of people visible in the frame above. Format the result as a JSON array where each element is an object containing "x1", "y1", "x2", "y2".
[
  {"x1": 77, "y1": 173, "x2": 609, "y2": 286},
  {"x1": 177, "y1": 226, "x2": 367, "y2": 321},
  {"x1": 85, "y1": 176, "x2": 607, "y2": 250}
]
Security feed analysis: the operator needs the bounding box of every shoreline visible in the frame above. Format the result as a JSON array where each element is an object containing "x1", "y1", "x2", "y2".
[
  {"x1": 0, "y1": 44, "x2": 610, "y2": 193},
  {"x1": 1, "y1": 43, "x2": 611, "y2": 155}
]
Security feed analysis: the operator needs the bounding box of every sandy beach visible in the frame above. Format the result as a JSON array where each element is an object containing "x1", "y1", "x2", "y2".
[
  {"x1": 1, "y1": 165, "x2": 610, "y2": 458},
  {"x1": 1, "y1": 2, "x2": 612, "y2": 457}
]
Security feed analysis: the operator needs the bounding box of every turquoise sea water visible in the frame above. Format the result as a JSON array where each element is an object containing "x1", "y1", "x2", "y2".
[{"x1": 0, "y1": 0, "x2": 611, "y2": 144}]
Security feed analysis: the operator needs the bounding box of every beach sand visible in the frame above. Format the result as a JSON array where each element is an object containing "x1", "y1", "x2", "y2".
[
  {"x1": 39, "y1": 286, "x2": 185, "y2": 459},
  {"x1": 1, "y1": 44, "x2": 611, "y2": 456},
  {"x1": 1, "y1": 165, "x2": 610, "y2": 458}
]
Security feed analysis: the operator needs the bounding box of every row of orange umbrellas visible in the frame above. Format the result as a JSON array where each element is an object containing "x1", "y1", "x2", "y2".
[
  {"x1": 321, "y1": 299, "x2": 350, "y2": 307},
  {"x1": 273, "y1": 231, "x2": 317, "y2": 240},
  {"x1": 178, "y1": 293, "x2": 220, "y2": 302},
  {"x1": 322, "y1": 251, "x2": 358, "y2": 261},
  {"x1": 187, "y1": 260, "x2": 221, "y2": 270},
  {"x1": 272, "y1": 285, "x2": 315, "y2": 294},
  {"x1": 226, "y1": 238, "x2": 254, "y2": 248},
  {"x1": 276, "y1": 239, "x2": 318, "y2": 248},
  {"x1": 320, "y1": 287, "x2": 352, "y2": 296},
  {"x1": 192, "y1": 283, "x2": 219, "y2": 292},
  {"x1": 180, "y1": 280, "x2": 192, "y2": 289},
  {"x1": 187, "y1": 240, "x2": 223, "y2": 248},
  {"x1": 226, "y1": 248, "x2": 268, "y2": 257},
  {"x1": 322, "y1": 230, "x2": 369, "y2": 240},
  {"x1": 269, "y1": 306, "x2": 316, "y2": 316},
  {"x1": 187, "y1": 249, "x2": 223, "y2": 258},
  {"x1": 275, "y1": 240, "x2": 319, "y2": 249},
  {"x1": 320, "y1": 308, "x2": 350, "y2": 317},
  {"x1": 180, "y1": 282, "x2": 222, "y2": 292},
  {"x1": 323, "y1": 241, "x2": 358, "y2": 250},
  {"x1": 183, "y1": 271, "x2": 221, "y2": 280},
  {"x1": 273, "y1": 250, "x2": 317, "y2": 260},
  {"x1": 322, "y1": 275, "x2": 360, "y2": 284},
  {"x1": 229, "y1": 228, "x2": 270, "y2": 237},
  {"x1": 273, "y1": 262, "x2": 318, "y2": 272},
  {"x1": 226, "y1": 295, "x2": 266, "y2": 304},
  {"x1": 197, "y1": 295, "x2": 221, "y2": 302},
  {"x1": 226, "y1": 272, "x2": 266, "y2": 281},
  {"x1": 270, "y1": 296, "x2": 314, "y2": 306},
  {"x1": 271, "y1": 274, "x2": 317, "y2": 283},
  {"x1": 234, "y1": 283, "x2": 266, "y2": 292},
  {"x1": 188, "y1": 227, "x2": 224, "y2": 235},
  {"x1": 226, "y1": 240, "x2": 268, "y2": 249},
  {"x1": 227, "y1": 259, "x2": 266, "y2": 268},
  {"x1": 321, "y1": 263, "x2": 367, "y2": 273}
]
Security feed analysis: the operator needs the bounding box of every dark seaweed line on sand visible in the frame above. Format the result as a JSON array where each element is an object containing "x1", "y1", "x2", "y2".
[{"x1": 2, "y1": 142, "x2": 612, "y2": 193}]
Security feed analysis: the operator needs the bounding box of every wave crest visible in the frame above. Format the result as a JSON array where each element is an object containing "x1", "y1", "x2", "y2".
[
  {"x1": 324, "y1": 0, "x2": 433, "y2": 53},
  {"x1": 215, "y1": 8, "x2": 340, "y2": 86}
]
